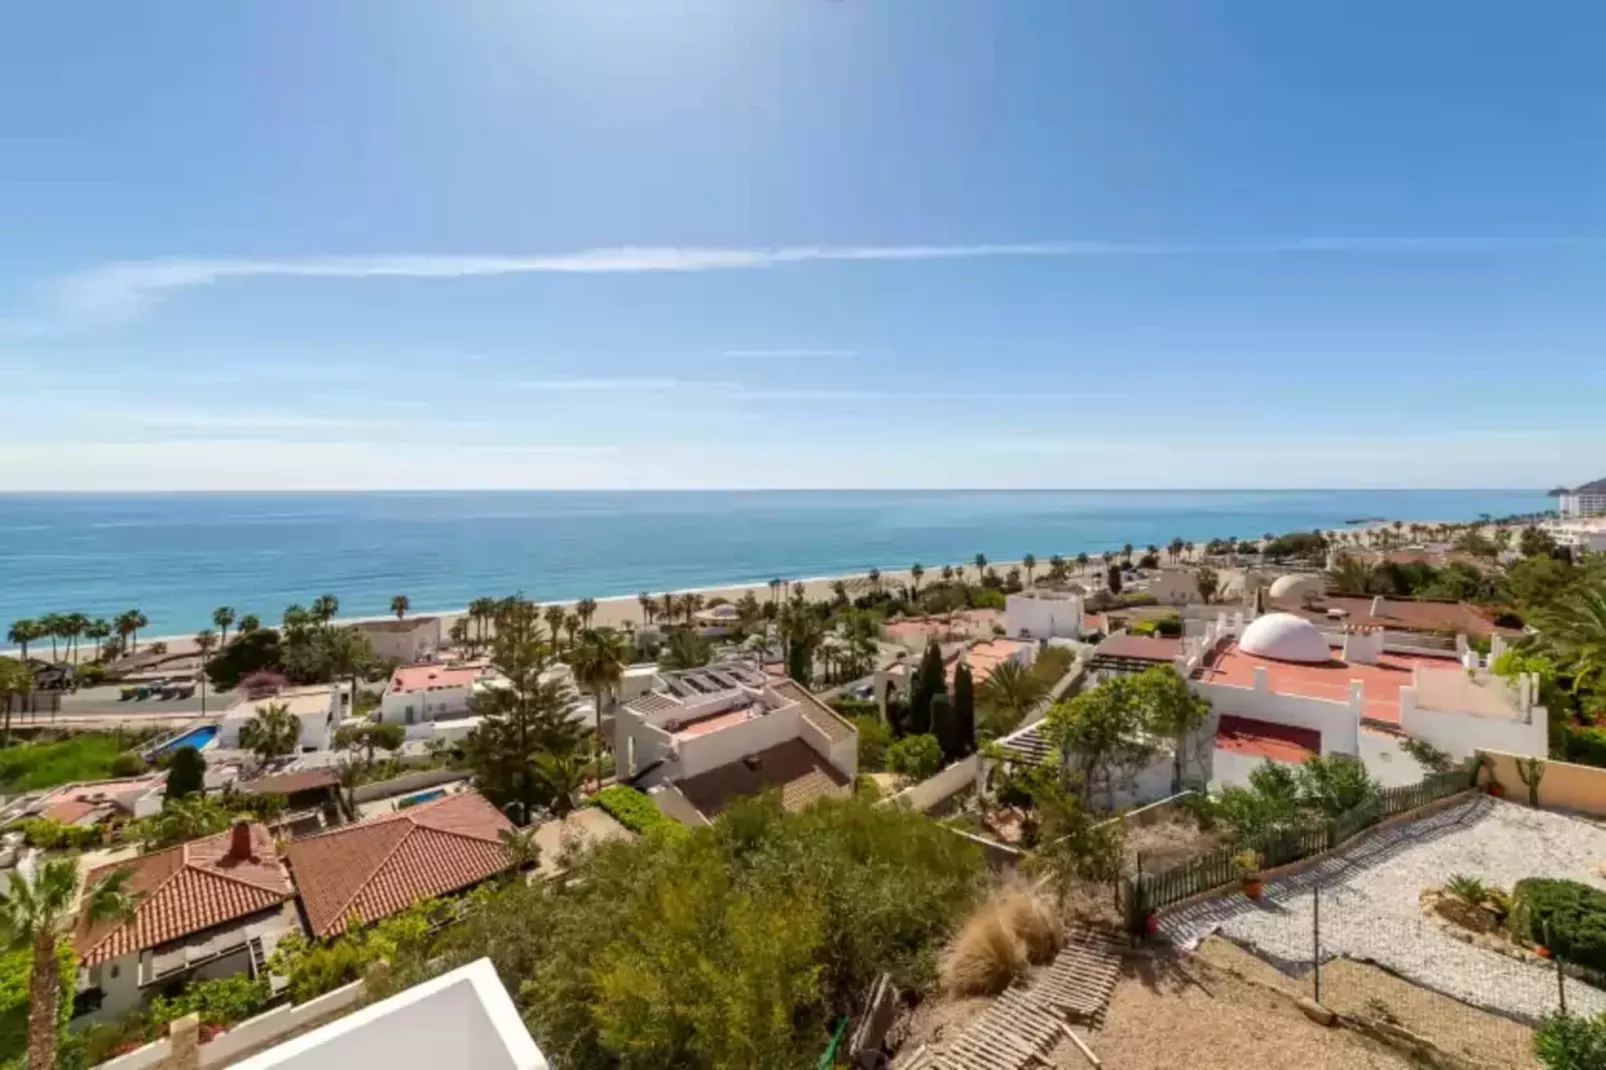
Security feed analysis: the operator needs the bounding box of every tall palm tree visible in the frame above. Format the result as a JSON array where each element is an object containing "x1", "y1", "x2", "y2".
[
  {"x1": 0, "y1": 657, "x2": 31, "y2": 748},
  {"x1": 114, "y1": 610, "x2": 146, "y2": 657},
  {"x1": 974, "y1": 553, "x2": 988, "y2": 580},
  {"x1": 830, "y1": 580, "x2": 849, "y2": 606},
  {"x1": 239, "y1": 701, "x2": 301, "y2": 762},
  {"x1": 0, "y1": 856, "x2": 138, "y2": 1070},
  {"x1": 637, "y1": 592, "x2": 655, "y2": 625},
  {"x1": 1075, "y1": 552, "x2": 1089, "y2": 573},
  {"x1": 1121, "y1": 542, "x2": 1134, "y2": 564},
  {"x1": 867, "y1": 568, "x2": 882, "y2": 594},
  {"x1": 85, "y1": 619, "x2": 112, "y2": 661},
  {"x1": 570, "y1": 628, "x2": 629, "y2": 790},
  {"x1": 193, "y1": 630, "x2": 218, "y2": 715},
  {"x1": 1022, "y1": 554, "x2": 1037, "y2": 587},
  {"x1": 311, "y1": 594, "x2": 340, "y2": 625},
  {"x1": 544, "y1": 605, "x2": 567, "y2": 652},
  {"x1": 37, "y1": 615, "x2": 63, "y2": 664},
  {"x1": 212, "y1": 606, "x2": 236, "y2": 646},
  {"x1": 237, "y1": 613, "x2": 261, "y2": 635},
  {"x1": 910, "y1": 563, "x2": 925, "y2": 596},
  {"x1": 940, "y1": 564, "x2": 955, "y2": 584},
  {"x1": 768, "y1": 578, "x2": 783, "y2": 604},
  {"x1": 389, "y1": 595, "x2": 409, "y2": 621},
  {"x1": 6, "y1": 620, "x2": 38, "y2": 663},
  {"x1": 562, "y1": 613, "x2": 581, "y2": 651},
  {"x1": 61, "y1": 614, "x2": 88, "y2": 667},
  {"x1": 1534, "y1": 578, "x2": 1606, "y2": 697},
  {"x1": 1169, "y1": 537, "x2": 1185, "y2": 563},
  {"x1": 978, "y1": 660, "x2": 1048, "y2": 734},
  {"x1": 576, "y1": 598, "x2": 598, "y2": 629}
]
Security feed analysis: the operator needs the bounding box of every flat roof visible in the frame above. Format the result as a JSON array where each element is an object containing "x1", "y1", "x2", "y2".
[
  {"x1": 672, "y1": 703, "x2": 762, "y2": 741},
  {"x1": 1215, "y1": 714, "x2": 1320, "y2": 764},
  {"x1": 1271, "y1": 595, "x2": 1516, "y2": 638},
  {"x1": 947, "y1": 638, "x2": 1030, "y2": 687},
  {"x1": 390, "y1": 663, "x2": 484, "y2": 694},
  {"x1": 1194, "y1": 640, "x2": 1460, "y2": 724},
  {"x1": 1093, "y1": 634, "x2": 1182, "y2": 663}
]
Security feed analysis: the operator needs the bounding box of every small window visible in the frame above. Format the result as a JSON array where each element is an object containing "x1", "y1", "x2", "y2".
[{"x1": 109, "y1": 964, "x2": 120, "y2": 980}]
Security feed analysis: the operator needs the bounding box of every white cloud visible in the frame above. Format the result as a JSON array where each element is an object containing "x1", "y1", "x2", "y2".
[
  {"x1": 27, "y1": 236, "x2": 1603, "y2": 329},
  {"x1": 513, "y1": 377, "x2": 690, "y2": 391},
  {"x1": 719, "y1": 349, "x2": 858, "y2": 359}
]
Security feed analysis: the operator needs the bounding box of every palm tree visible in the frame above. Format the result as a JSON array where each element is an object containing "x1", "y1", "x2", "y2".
[
  {"x1": 790, "y1": 582, "x2": 805, "y2": 602},
  {"x1": 538, "y1": 604, "x2": 563, "y2": 651},
  {"x1": 1534, "y1": 577, "x2": 1606, "y2": 697},
  {"x1": 194, "y1": 630, "x2": 218, "y2": 716},
  {"x1": 114, "y1": 610, "x2": 146, "y2": 657},
  {"x1": 940, "y1": 564, "x2": 955, "y2": 584},
  {"x1": 6, "y1": 620, "x2": 38, "y2": 663},
  {"x1": 37, "y1": 615, "x2": 63, "y2": 664},
  {"x1": 637, "y1": 592, "x2": 655, "y2": 625},
  {"x1": 569, "y1": 628, "x2": 629, "y2": 790},
  {"x1": 61, "y1": 614, "x2": 88, "y2": 667},
  {"x1": 212, "y1": 606, "x2": 236, "y2": 646},
  {"x1": 85, "y1": 618, "x2": 112, "y2": 661},
  {"x1": 0, "y1": 657, "x2": 30, "y2": 748},
  {"x1": 1022, "y1": 554, "x2": 1037, "y2": 587},
  {"x1": 830, "y1": 580, "x2": 849, "y2": 606},
  {"x1": 974, "y1": 553, "x2": 988, "y2": 580},
  {"x1": 311, "y1": 594, "x2": 339, "y2": 625},
  {"x1": 1075, "y1": 552, "x2": 1089, "y2": 574},
  {"x1": 978, "y1": 660, "x2": 1048, "y2": 734},
  {"x1": 1121, "y1": 542, "x2": 1134, "y2": 564},
  {"x1": 0, "y1": 856, "x2": 138, "y2": 1070},
  {"x1": 768, "y1": 578, "x2": 783, "y2": 604},
  {"x1": 576, "y1": 598, "x2": 598, "y2": 629},
  {"x1": 533, "y1": 749, "x2": 590, "y2": 820},
  {"x1": 562, "y1": 613, "x2": 581, "y2": 651},
  {"x1": 237, "y1": 613, "x2": 261, "y2": 635},
  {"x1": 239, "y1": 701, "x2": 301, "y2": 762},
  {"x1": 867, "y1": 568, "x2": 882, "y2": 594},
  {"x1": 910, "y1": 563, "x2": 925, "y2": 596},
  {"x1": 1169, "y1": 537, "x2": 1185, "y2": 563},
  {"x1": 389, "y1": 595, "x2": 409, "y2": 621},
  {"x1": 498, "y1": 825, "x2": 542, "y2": 874}
]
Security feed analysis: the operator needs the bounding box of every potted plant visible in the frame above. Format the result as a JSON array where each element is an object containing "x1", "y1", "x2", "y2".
[
  {"x1": 1235, "y1": 849, "x2": 1264, "y2": 899},
  {"x1": 1489, "y1": 780, "x2": 1507, "y2": 799}
]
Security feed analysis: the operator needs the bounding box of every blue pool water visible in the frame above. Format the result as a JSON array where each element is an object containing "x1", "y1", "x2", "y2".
[
  {"x1": 158, "y1": 725, "x2": 218, "y2": 754},
  {"x1": 397, "y1": 789, "x2": 447, "y2": 810}
]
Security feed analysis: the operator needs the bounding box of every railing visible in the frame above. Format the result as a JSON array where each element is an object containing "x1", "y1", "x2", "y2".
[{"x1": 1125, "y1": 767, "x2": 1471, "y2": 928}]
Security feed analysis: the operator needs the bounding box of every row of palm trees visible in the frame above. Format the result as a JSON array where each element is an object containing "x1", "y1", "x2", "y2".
[{"x1": 6, "y1": 609, "x2": 149, "y2": 666}]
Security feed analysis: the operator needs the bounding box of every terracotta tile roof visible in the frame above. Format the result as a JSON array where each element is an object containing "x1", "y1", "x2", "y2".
[
  {"x1": 286, "y1": 792, "x2": 513, "y2": 937},
  {"x1": 42, "y1": 799, "x2": 102, "y2": 825},
  {"x1": 1272, "y1": 595, "x2": 1515, "y2": 638},
  {"x1": 674, "y1": 739, "x2": 850, "y2": 818},
  {"x1": 389, "y1": 663, "x2": 485, "y2": 694},
  {"x1": 771, "y1": 679, "x2": 856, "y2": 743},
  {"x1": 238, "y1": 768, "x2": 340, "y2": 797},
  {"x1": 1092, "y1": 634, "x2": 1182, "y2": 663},
  {"x1": 1214, "y1": 714, "x2": 1321, "y2": 764},
  {"x1": 78, "y1": 824, "x2": 293, "y2": 966}
]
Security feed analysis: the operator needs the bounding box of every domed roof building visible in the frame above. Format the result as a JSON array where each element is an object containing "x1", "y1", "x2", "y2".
[
  {"x1": 1267, "y1": 574, "x2": 1323, "y2": 601},
  {"x1": 1238, "y1": 612, "x2": 1333, "y2": 664}
]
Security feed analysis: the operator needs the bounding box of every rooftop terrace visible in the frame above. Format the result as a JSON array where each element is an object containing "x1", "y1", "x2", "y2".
[{"x1": 1193, "y1": 640, "x2": 1460, "y2": 723}]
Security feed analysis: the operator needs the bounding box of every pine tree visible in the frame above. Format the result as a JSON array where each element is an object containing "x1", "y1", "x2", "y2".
[
  {"x1": 952, "y1": 661, "x2": 976, "y2": 757},
  {"x1": 908, "y1": 640, "x2": 947, "y2": 736},
  {"x1": 931, "y1": 693, "x2": 958, "y2": 763}
]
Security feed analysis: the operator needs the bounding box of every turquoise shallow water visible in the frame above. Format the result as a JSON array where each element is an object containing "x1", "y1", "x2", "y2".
[{"x1": 0, "y1": 490, "x2": 1548, "y2": 638}]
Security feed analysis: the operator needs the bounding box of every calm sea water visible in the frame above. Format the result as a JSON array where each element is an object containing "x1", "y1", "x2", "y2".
[{"x1": 0, "y1": 490, "x2": 1547, "y2": 638}]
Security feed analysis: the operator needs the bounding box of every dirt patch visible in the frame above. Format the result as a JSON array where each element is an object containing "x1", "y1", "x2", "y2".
[
  {"x1": 1124, "y1": 811, "x2": 1226, "y2": 872},
  {"x1": 1194, "y1": 937, "x2": 1538, "y2": 1070},
  {"x1": 1433, "y1": 894, "x2": 1502, "y2": 935},
  {"x1": 1041, "y1": 944, "x2": 1414, "y2": 1069}
]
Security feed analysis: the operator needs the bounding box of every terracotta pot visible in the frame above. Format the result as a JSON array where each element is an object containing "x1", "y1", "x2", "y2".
[
  {"x1": 1488, "y1": 782, "x2": 1506, "y2": 798},
  {"x1": 1145, "y1": 912, "x2": 1161, "y2": 936},
  {"x1": 1536, "y1": 945, "x2": 1552, "y2": 959},
  {"x1": 1242, "y1": 878, "x2": 1264, "y2": 900}
]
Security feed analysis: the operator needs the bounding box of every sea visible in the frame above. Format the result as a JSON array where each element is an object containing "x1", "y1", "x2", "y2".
[{"x1": 0, "y1": 490, "x2": 1549, "y2": 640}]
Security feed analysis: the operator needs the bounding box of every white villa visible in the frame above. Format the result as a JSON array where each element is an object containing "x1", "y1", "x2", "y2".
[
  {"x1": 218, "y1": 684, "x2": 347, "y2": 754},
  {"x1": 613, "y1": 662, "x2": 858, "y2": 825},
  {"x1": 1004, "y1": 588, "x2": 1084, "y2": 640}
]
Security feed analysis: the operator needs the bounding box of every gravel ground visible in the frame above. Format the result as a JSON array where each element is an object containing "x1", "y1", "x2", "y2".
[{"x1": 1162, "y1": 794, "x2": 1606, "y2": 1023}]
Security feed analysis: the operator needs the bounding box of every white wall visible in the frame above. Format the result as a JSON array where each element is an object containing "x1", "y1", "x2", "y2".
[
  {"x1": 1209, "y1": 745, "x2": 1277, "y2": 792},
  {"x1": 886, "y1": 754, "x2": 980, "y2": 813},
  {"x1": 797, "y1": 707, "x2": 859, "y2": 781},
  {"x1": 1398, "y1": 687, "x2": 1548, "y2": 761},
  {"x1": 675, "y1": 705, "x2": 801, "y2": 780},
  {"x1": 82, "y1": 952, "x2": 143, "y2": 1021},
  {"x1": 1004, "y1": 593, "x2": 1083, "y2": 639},
  {"x1": 1357, "y1": 730, "x2": 1431, "y2": 788},
  {"x1": 1191, "y1": 675, "x2": 1359, "y2": 757},
  {"x1": 379, "y1": 683, "x2": 474, "y2": 726}
]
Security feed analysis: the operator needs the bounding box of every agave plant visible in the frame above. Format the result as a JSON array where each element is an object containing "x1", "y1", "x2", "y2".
[{"x1": 1445, "y1": 873, "x2": 1491, "y2": 906}]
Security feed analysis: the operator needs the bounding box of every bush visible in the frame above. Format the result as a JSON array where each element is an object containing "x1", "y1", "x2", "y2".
[
  {"x1": 1562, "y1": 724, "x2": 1606, "y2": 769},
  {"x1": 0, "y1": 941, "x2": 74, "y2": 1065},
  {"x1": 967, "y1": 587, "x2": 1006, "y2": 611},
  {"x1": 853, "y1": 715, "x2": 892, "y2": 772},
  {"x1": 1535, "y1": 1010, "x2": 1606, "y2": 1068},
  {"x1": 108, "y1": 752, "x2": 147, "y2": 778},
  {"x1": 592, "y1": 785, "x2": 679, "y2": 835},
  {"x1": 14, "y1": 818, "x2": 104, "y2": 851},
  {"x1": 886, "y1": 734, "x2": 945, "y2": 781},
  {"x1": 941, "y1": 890, "x2": 1060, "y2": 997},
  {"x1": 1511, "y1": 878, "x2": 1606, "y2": 969},
  {"x1": 1130, "y1": 619, "x2": 1158, "y2": 637},
  {"x1": 145, "y1": 974, "x2": 270, "y2": 1031}
]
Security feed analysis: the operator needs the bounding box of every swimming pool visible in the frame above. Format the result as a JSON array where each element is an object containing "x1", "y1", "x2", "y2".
[
  {"x1": 396, "y1": 789, "x2": 447, "y2": 810},
  {"x1": 156, "y1": 725, "x2": 218, "y2": 755}
]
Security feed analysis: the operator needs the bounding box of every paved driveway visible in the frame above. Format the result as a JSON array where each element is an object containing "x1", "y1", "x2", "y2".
[{"x1": 1161, "y1": 795, "x2": 1606, "y2": 1023}]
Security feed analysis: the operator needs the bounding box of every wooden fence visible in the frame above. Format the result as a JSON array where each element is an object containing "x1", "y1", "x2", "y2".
[{"x1": 1125, "y1": 767, "x2": 1470, "y2": 926}]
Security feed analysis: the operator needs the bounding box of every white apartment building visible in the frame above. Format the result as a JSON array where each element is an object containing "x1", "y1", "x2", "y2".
[
  {"x1": 218, "y1": 685, "x2": 345, "y2": 753},
  {"x1": 352, "y1": 617, "x2": 443, "y2": 664},
  {"x1": 614, "y1": 662, "x2": 857, "y2": 825},
  {"x1": 1559, "y1": 478, "x2": 1606, "y2": 519}
]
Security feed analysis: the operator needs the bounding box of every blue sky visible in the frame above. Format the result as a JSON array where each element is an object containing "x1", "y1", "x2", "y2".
[{"x1": 2, "y1": 0, "x2": 1603, "y2": 490}]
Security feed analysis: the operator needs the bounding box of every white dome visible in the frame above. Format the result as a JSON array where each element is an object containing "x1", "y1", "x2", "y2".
[
  {"x1": 1268, "y1": 574, "x2": 1322, "y2": 600},
  {"x1": 1239, "y1": 612, "x2": 1333, "y2": 664}
]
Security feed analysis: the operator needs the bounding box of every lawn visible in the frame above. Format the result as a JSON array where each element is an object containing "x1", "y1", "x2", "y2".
[{"x1": 0, "y1": 733, "x2": 130, "y2": 793}]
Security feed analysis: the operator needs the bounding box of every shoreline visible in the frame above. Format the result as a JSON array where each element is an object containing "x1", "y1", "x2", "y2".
[{"x1": 1, "y1": 513, "x2": 1542, "y2": 660}]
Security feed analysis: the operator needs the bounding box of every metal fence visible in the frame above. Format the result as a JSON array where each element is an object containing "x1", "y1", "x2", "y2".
[{"x1": 1126, "y1": 768, "x2": 1471, "y2": 925}]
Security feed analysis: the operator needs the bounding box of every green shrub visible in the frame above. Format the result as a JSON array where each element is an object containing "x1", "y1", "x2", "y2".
[
  {"x1": 593, "y1": 785, "x2": 679, "y2": 834},
  {"x1": 1130, "y1": 620, "x2": 1158, "y2": 637},
  {"x1": 967, "y1": 587, "x2": 1006, "y2": 611},
  {"x1": 1562, "y1": 724, "x2": 1606, "y2": 769},
  {"x1": 853, "y1": 715, "x2": 892, "y2": 772},
  {"x1": 108, "y1": 752, "x2": 147, "y2": 778},
  {"x1": 145, "y1": 974, "x2": 270, "y2": 1031},
  {"x1": 886, "y1": 734, "x2": 945, "y2": 781},
  {"x1": 0, "y1": 942, "x2": 74, "y2": 1065},
  {"x1": 1511, "y1": 878, "x2": 1606, "y2": 969},
  {"x1": 1535, "y1": 1009, "x2": 1606, "y2": 1068},
  {"x1": 13, "y1": 818, "x2": 103, "y2": 851}
]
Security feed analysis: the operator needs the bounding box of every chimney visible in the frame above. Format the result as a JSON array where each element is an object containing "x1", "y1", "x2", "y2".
[{"x1": 228, "y1": 819, "x2": 254, "y2": 862}]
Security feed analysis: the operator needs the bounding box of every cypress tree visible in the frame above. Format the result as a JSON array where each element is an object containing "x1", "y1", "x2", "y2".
[
  {"x1": 931, "y1": 693, "x2": 958, "y2": 763},
  {"x1": 908, "y1": 640, "x2": 946, "y2": 736},
  {"x1": 952, "y1": 661, "x2": 976, "y2": 757},
  {"x1": 166, "y1": 745, "x2": 206, "y2": 800}
]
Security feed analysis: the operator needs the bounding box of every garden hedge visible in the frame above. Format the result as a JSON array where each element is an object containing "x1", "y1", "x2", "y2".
[
  {"x1": 592, "y1": 785, "x2": 678, "y2": 835},
  {"x1": 1512, "y1": 877, "x2": 1606, "y2": 970}
]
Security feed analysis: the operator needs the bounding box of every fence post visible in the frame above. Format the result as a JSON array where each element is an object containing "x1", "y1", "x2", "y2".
[
  {"x1": 1313, "y1": 885, "x2": 1321, "y2": 1005},
  {"x1": 1549, "y1": 920, "x2": 1566, "y2": 1015}
]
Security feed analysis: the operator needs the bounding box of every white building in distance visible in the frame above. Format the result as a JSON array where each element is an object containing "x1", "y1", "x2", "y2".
[
  {"x1": 1004, "y1": 588, "x2": 1084, "y2": 640},
  {"x1": 1558, "y1": 477, "x2": 1606, "y2": 519}
]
